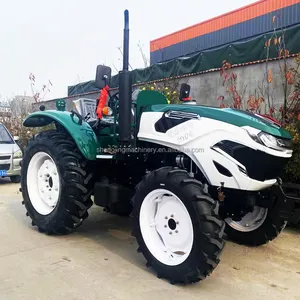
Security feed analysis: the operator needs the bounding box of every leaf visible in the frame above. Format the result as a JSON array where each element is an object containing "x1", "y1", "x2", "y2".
[
  {"x1": 269, "y1": 107, "x2": 275, "y2": 114},
  {"x1": 231, "y1": 73, "x2": 237, "y2": 80},
  {"x1": 278, "y1": 36, "x2": 282, "y2": 44},
  {"x1": 272, "y1": 16, "x2": 276, "y2": 23},
  {"x1": 265, "y1": 39, "x2": 271, "y2": 47},
  {"x1": 230, "y1": 85, "x2": 236, "y2": 92},
  {"x1": 279, "y1": 49, "x2": 290, "y2": 57},
  {"x1": 217, "y1": 95, "x2": 225, "y2": 101},
  {"x1": 224, "y1": 72, "x2": 230, "y2": 82},
  {"x1": 267, "y1": 69, "x2": 273, "y2": 83},
  {"x1": 273, "y1": 38, "x2": 278, "y2": 45}
]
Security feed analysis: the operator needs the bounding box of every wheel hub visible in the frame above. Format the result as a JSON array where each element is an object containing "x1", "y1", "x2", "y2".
[
  {"x1": 37, "y1": 159, "x2": 60, "y2": 207},
  {"x1": 167, "y1": 218, "x2": 177, "y2": 231},
  {"x1": 225, "y1": 206, "x2": 268, "y2": 232},
  {"x1": 139, "y1": 189, "x2": 194, "y2": 266},
  {"x1": 27, "y1": 152, "x2": 61, "y2": 215}
]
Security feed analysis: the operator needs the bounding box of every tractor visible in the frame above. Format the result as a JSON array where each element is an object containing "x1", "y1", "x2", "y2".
[{"x1": 20, "y1": 9, "x2": 300, "y2": 284}]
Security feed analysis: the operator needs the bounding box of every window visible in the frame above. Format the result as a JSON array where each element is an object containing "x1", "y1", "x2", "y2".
[{"x1": 0, "y1": 124, "x2": 13, "y2": 144}]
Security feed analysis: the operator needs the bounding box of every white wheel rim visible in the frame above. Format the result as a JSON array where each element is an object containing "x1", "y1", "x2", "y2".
[
  {"x1": 225, "y1": 206, "x2": 268, "y2": 232},
  {"x1": 27, "y1": 151, "x2": 61, "y2": 215},
  {"x1": 139, "y1": 188, "x2": 194, "y2": 266}
]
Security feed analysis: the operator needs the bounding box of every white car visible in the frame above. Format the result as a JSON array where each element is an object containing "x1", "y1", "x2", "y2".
[{"x1": 0, "y1": 123, "x2": 22, "y2": 183}]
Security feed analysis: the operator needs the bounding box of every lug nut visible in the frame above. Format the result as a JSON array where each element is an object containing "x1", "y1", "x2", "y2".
[
  {"x1": 169, "y1": 232, "x2": 172, "y2": 235},
  {"x1": 165, "y1": 216, "x2": 168, "y2": 219},
  {"x1": 171, "y1": 214, "x2": 174, "y2": 218},
  {"x1": 164, "y1": 225, "x2": 167, "y2": 228},
  {"x1": 175, "y1": 230, "x2": 178, "y2": 233},
  {"x1": 176, "y1": 221, "x2": 179, "y2": 225}
]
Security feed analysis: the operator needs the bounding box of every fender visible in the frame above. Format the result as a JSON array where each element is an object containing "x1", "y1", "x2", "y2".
[{"x1": 23, "y1": 110, "x2": 100, "y2": 160}]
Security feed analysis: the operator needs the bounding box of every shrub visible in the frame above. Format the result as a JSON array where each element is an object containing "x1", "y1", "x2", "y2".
[
  {"x1": 139, "y1": 82, "x2": 181, "y2": 104},
  {"x1": 282, "y1": 122, "x2": 300, "y2": 182}
]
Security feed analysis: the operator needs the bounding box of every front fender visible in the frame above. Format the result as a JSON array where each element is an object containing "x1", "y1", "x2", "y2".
[{"x1": 23, "y1": 110, "x2": 99, "y2": 160}]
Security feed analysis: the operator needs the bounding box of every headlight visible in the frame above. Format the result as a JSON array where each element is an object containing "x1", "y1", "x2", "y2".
[
  {"x1": 13, "y1": 150, "x2": 22, "y2": 158},
  {"x1": 258, "y1": 132, "x2": 293, "y2": 150},
  {"x1": 243, "y1": 126, "x2": 293, "y2": 151},
  {"x1": 258, "y1": 132, "x2": 278, "y2": 149}
]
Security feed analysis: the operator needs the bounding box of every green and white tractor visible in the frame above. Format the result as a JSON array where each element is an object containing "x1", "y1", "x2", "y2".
[{"x1": 20, "y1": 10, "x2": 300, "y2": 284}]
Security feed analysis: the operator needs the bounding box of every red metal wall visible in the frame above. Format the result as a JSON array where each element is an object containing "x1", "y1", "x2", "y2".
[{"x1": 150, "y1": 0, "x2": 300, "y2": 52}]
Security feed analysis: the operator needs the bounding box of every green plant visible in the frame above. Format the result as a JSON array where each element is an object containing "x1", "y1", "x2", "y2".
[
  {"x1": 217, "y1": 16, "x2": 300, "y2": 184},
  {"x1": 2, "y1": 115, "x2": 55, "y2": 151},
  {"x1": 282, "y1": 122, "x2": 300, "y2": 182},
  {"x1": 139, "y1": 82, "x2": 180, "y2": 104},
  {"x1": 29, "y1": 73, "x2": 53, "y2": 103},
  {"x1": 218, "y1": 60, "x2": 245, "y2": 109}
]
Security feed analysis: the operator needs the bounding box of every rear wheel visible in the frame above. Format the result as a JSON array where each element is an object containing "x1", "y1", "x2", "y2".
[
  {"x1": 21, "y1": 130, "x2": 94, "y2": 235},
  {"x1": 131, "y1": 167, "x2": 225, "y2": 284},
  {"x1": 225, "y1": 205, "x2": 286, "y2": 246}
]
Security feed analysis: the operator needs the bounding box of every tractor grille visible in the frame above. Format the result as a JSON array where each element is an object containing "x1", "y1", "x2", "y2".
[{"x1": 214, "y1": 140, "x2": 289, "y2": 181}]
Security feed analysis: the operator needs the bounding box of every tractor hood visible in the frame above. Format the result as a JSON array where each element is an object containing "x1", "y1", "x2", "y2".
[{"x1": 146, "y1": 104, "x2": 292, "y2": 139}]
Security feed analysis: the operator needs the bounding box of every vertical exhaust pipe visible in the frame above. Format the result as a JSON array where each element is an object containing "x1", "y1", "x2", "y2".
[
  {"x1": 123, "y1": 9, "x2": 129, "y2": 71},
  {"x1": 118, "y1": 9, "x2": 132, "y2": 144}
]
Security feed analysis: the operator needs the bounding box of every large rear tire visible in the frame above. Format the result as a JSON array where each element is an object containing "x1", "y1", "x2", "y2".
[
  {"x1": 131, "y1": 167, "x2": 225, "y2": 284},
  {"x1": 21, "y1": 130, "x2": 94, "y2": 235},
  {"x1": 224, "y1": 204, "x2": 286, "y2": 246}
]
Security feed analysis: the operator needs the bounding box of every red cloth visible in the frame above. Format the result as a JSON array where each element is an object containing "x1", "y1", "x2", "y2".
[{"x1": 96, "y1": 85, "x2": 109, "y2": 119}]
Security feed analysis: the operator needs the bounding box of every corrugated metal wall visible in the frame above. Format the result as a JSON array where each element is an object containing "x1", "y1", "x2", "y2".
[{"x1": 150, "y1": 0, "x2": 300, "y2": 65}]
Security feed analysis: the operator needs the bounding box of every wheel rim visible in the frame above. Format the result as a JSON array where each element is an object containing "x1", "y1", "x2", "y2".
[
  {"x1": 26, "y1": 151, "x2": 61, "y2": 215},
  {"x1": 139, "y1": 188, "x2": 194, "y2": 266},
  {"x1": 225, "y1": 206, "x2": 268, "y2": 232}
]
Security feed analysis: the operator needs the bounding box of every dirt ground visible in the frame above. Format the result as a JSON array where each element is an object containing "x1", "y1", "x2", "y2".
[{"x1": 0, "y1": 178, "x2": 300, "y2": 300}]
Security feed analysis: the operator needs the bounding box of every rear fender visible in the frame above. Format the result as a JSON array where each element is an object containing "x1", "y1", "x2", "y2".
[{"x1": 23, "y1": 110, "x2": 99, "y2": 160}]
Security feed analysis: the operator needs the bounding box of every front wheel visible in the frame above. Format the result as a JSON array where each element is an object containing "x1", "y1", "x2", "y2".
[
  {"x1": 21, "y1": 130, "x2": 94, "y2": 235},
  {"x1": 224, "y1": 205, "x2": 286, "y2": 246},
  {"x1": 131, "y1": 167, "x2": 225, "y2": 284}
]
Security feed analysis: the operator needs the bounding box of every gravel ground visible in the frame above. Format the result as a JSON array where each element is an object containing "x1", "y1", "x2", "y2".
[{"x1": 0, "y1": 178, "x2": 299, "y2": 300}]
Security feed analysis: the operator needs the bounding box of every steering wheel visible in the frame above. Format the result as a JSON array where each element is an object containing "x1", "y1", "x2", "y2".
[{"x1": 108, "y1": 92, "x2": 120, "y2": 116}]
